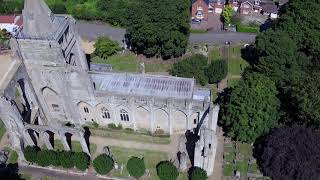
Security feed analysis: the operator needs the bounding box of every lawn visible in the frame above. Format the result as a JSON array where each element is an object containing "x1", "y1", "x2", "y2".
[
  {"x1": 0, "y1": 119, "x2": 6, "y2": 141},
  {"x1": 145, "y1": 61, "x2": 173, "y2": 73},
  {"x1": 228, "y1": 44, "x2": 249, "y2": 76},
  {"x1": 89, "y1": 128, "x2": 171, "y2": 144},
  {"x1": 108, "y1": 146, "x2": 168, "y2": 179},
  {"x1": 237, "y1": 142, "x2": 253, "y2": 157},
  {"x1": 53, "y1": 140, "x2": 97, "y2": 155},
  {"x1": 91, "y1": 53, "x2": 139, "y2": 72},
  {"x1": 208, "y1": 46, "x2": 222, "y2": 62},
  {"x1": 8, "y1": 150, "x2": 18, "y2": 164}
]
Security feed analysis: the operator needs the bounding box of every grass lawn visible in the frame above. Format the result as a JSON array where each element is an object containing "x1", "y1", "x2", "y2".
[
  {"x1": 8, "y1": 150, "x2": 18, "y2": 164},
  {"x1": 91, "y1": 53, "x2": 139, "y2": 72},
  {"x1": 108, "y1": 146, "x2": 168, "y2": 179},
  {"x1": 224, "y1": 152, "x2": 235, "y2": 163},
  {"x1": 0, "y1": 119, "x2": 6, "y2": 141},
  {"x1": 21, "y1": 173, "x2": 32, "y2": 180},
  {"x1": 228, "y1": 44, "x2": 249, "y2": 76},
  {"x1": 223, "y1": 164, "x2": 234, "y2": 176},
  {"x1": 208, "y1": 46, "x2": 222, "y2": 62},
  {"x1": 90, "y1": 128, "x2": 170, "y2": 144},
  {"x1": 237, "y1": 143, "x2": 253, "y2": 157},
  {"x1": 248, "y1": 163, "x2": 258, "y2": 173},
  {"x1": 235, "y1": 161, "x2": 248, "y2": 173},
  {"x1": 228, "y1": 78, "x2": 240, "y2": 88},
  {"x1": 53, "y1": 140, "x2": 97, "y2": 155},
  {"x1": 145, "y1": 61, "x2": 173, "y2": 73}
]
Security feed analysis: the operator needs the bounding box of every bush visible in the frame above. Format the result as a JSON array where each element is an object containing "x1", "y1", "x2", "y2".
[
  {"x1": 205, "y1": 59, "x2": 228, "y2": 83},
  {"x1": 127, "y1": 157, "x2": 146, "y2": 178},
  {"x1": 116, "y1": 124, "x2": 123, "y2": 130},
  {"x1": 94, "y1": 36, "x2": 121, "y2": 59},
  {"x1": 36, "y1": 150, "x2": 51, "y2": 167},
  {"x1": 47, "y1": 150, "x2": 60, "y2": 166},
  {"x1": 93, "y1": 154, "x2": 113, "y2": 175},
  {"x1": 73, "y1": 152, "x2": 89, "y2": 171},
  {"x1": 59, "y1": 151, "x2": 74, "y2": 169},
  {"x1": 23, "y1": 146, "x2": 39, "y2": 163},
  {"x1": 156, "y1": 161, "x2": 179, "y2": 180},
  {"x1": 108, "y1": 123, "x2": 117, "y2": 129},
  {"x1": 125, "y1": 128, "x2": 134, "y2": 132},
  {"x1": 92, "y1": 121, "x2": 99, "y2": 128},
  {"x1": 190, "y1": 167, "x2": 207, "y2": 180}
]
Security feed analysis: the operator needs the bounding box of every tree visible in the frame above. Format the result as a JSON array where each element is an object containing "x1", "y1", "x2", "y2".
[
  {"x1": 205, "y1": 59, "x2": 228, "y2": 84},
  {"x1": 36, "y1": 150, "x2": 51, "y2": 167},
  {"x1": 156, "y1": 161, "x2": 179, "y2": 180},
  {"x1": 221, "y1": 73, "x2": 280, "y2": 143},
  {"x1": 190, "y1": 167, "x2": 207, "y2": 180},
  {"x1": 221, "y1": 5, "x2": 234, "y2": 25},
  {"x1": 50, "y1": 1, "x2": 67, "y2": 14},
  {"x1": 47, "y1": 150, "x2": 60, "y2": 167},
  {"x1": 59, "y1": 151, "x2": 74, "y2": 169},
  {"x1": 170, "y1": 54, "x2": 208, "y2": 86},
  {"x1": 126, "y1": 0, "x2": 190, "y2": 58},
  {"x1": 73, "y1": 152, "x2": 89, "y2": 171},
  {"x1": 94, "y1": 36, "x2": 121, "y2": 59},
  {"x1": 255, "y1": 125, "x2": 320, "y2": 180},
  {"x1": 93, "y1": 154, "x2": 113, "y2": 175},
  {"x1": 127, "y1": 157, "x2": 146, "y2": 179},
  {"x1": 23, "y1": 146, "x2": 39, "y2": 163}
]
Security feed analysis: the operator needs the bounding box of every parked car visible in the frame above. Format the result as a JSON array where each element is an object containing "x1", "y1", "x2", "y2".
[{"x1": 191, "y1": 18, "x2": 201, "y2": 24}]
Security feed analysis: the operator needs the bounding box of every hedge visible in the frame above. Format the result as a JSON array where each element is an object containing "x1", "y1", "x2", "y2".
[
  {"x1": 127, "y1": 157, "x2": 146, "y2": 178},
  {"x1": 236, "y1": 24, "x2": 259, "y2": 33},
  {"x1": 93, "y1": 154, "x2": 114, "y2": 175},
  {"x1": 156, "y1": 161, "x2": 179, "y2": 180}
]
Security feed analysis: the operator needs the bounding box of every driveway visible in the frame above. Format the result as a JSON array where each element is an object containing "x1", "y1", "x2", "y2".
[{"x1": 76, "y1": 21, "x2": 256, "y2": 45}]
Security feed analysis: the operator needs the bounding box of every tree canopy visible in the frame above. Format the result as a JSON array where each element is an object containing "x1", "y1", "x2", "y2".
[
  {"x1": 221, "y1": 73, "x2": 280, "y2": 143},
  {"x1": 221, "y1": 5, "x2": 234, "y2": 25},
  {"x1": 126, "y1": 0, "x2": 190, "y2": 58},
  {"x1": 23, "y1": 146, "x2": 39, "y2": 163},
  {"x1": 156, "y1": 161, "x2": 179, "y2": 180},
  {"x1": 94, "y1": 36, "x2": 121, "y2": 59},
  {"x1": 205, "y1": 59, "x2": 227, "y2": 84},
  {"x1": 255, "y1": 125, "x2": 320, "y2": 180}
]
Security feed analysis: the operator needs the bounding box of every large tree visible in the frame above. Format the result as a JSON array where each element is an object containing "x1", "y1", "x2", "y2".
[
  {"x1": 126, "y1": 0, "x2": 190, "y2": 58},
  {"x1": 94, "y1": 36, "x2": 121, "y2": 59},
  {"x1": 221, "y1": 73, "x2": 280, "y2": 143},
  {"x1": 255, "y1": 125, "x2": 320, "y2": 180}
]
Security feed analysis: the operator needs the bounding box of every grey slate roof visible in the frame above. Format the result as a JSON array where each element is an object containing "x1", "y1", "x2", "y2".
[
  {"x1": 91, "y1": 72, "x2": 195, "y2": 99},
  {"x1": 262, "y1": 4, "x2": 278, "y2": 13}
]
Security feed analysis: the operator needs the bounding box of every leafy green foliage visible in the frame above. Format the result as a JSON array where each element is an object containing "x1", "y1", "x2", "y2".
[
  {"x1": 126, "y1": 0, "x2": 190, "y2": 58},
  {"x1": 49, "y1": 1, "x2": 67, "y2": 14},
  {"x1": 23, "y1": 146, "x2": 39, "y2": 163},
  {"x1": 59, "y1": 151, "x2": 74, "y2": 169},
  {"x1": 221, "y1": 74, "x2": 280, "y2": 143},
  {"x1": 0, "y1": 0, "x2": 23, "y2": 14},
  {"x1": 170, "y1": 54, "x2": 208, "y2": 86},
  {"x1": 205, "y1": 60, "x2": 228, "y2": 83},
  {"x1": 94, "y1": 36, "x2": 121, "y2": 59},
  {"x1": 93, "y1": 154, "x2": 114, "y2": 175},
  {"x1": 156, "y1": 161, "x2": 179, "y2": 180},
  {"x1": 36, "y1": 150, "x2": 52, "y2": 167},
  {"x1": 73, "y1": 152, "x2": 89, "y2": 171},
  {"x1": 190, "y1": 167, "x2": 207, "y2": 180},
  {"x1": 127, "y1": 156, "x2": 146, "y2": 178},
  {"x1": 221, "y1": 5, "x2": 234, "y2": 25}
]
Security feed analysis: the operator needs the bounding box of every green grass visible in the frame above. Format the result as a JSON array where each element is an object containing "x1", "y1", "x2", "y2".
[
  {"x1": 89, "y1": 128, "x2": 170, "y2": 144},
  {"x1": 224, "y1": 152, "x2": 235, "y2": 163},
  {"x1": 145, "y1": 62, "x2": 173, "y2": 73},
  {"x1": 228, "y1": 79, "x2": 240, "y2": 88},
  {"x1": 237, "y1": 143, "x2": 253, "y2": 157},
  {"x1": 108, "y1": 146, "x2": 168, "y2": 179},
  {"x1": 91, "y1": 53, "x2": 139, "y2": 72},
  {"x1": 235, "y1": 161, "x2": 248, "y2": 173},
  {"x1": 8, "y1": 150, "x2": 18, "y2": 164},
  {"x1": 208, "y1": 46, "x2": 222, "y2": 62},
  {"x1": 190, "y1": 29, "x2": 208, "y2": 33},
  {"x1": 21, "y1": 173, "x2": 32, "y2": 180},
  {"x1": 236, "y1": 23, "x2": 259, "y2": 33},
  {"x1": 248, "y1": 163, "x2": 258, "y2": 173},
  {"x1": 0, "y1": 119, "x2": 6, "y2": 141},
  {"x1": 223, "y1": 164, "x2": 234, "y2": 176},
  {"x1": 54, "y1": 140, "x2": 97, "y2": 155},
  {"x1": 228, "y1": 45, "x2": 249, "y2": 76}
]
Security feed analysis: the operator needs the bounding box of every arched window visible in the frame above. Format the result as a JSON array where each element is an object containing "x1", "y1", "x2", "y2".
[
  {"x1": 84, "y1": 106, "x2": 89, "y2": 113},
  {"x1": 101, "y1": 107, "x2": 110, "y2": 119},
  {"x1": 120, "y1": 109, "x2": 129, "y2": 121}
]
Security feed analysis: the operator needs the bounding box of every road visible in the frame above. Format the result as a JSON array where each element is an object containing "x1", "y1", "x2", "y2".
[{"x1": 76, "y1": 21, "x2": 256, "y2": 44}]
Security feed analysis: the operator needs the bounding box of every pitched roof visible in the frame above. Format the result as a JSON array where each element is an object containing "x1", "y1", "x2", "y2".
[
  {"x1": 0, "y1": 16, "x2": 16, "y2": 24},
  {"x1": 262, "y1": 3, "x2": 278, "y2": 13}
]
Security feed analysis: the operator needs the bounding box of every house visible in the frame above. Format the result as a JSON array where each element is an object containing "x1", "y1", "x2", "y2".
[
  {"x1": 239, "y1": 0, "x2": 262, "y2": 15},
  {"x1": 0, "y1": 15, "x2": 22, "y2": 34},
  {"x1": 262, "y1": 4, "x2": 278, "y2": 18},
  {"x1": 191, "y1": 0, "x2": 226, "y2": 21},
  {"x1": 228, "y1": 0, "x2": 240, "y2": 12}
]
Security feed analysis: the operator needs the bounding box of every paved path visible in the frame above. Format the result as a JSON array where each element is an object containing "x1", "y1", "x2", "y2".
[{"x1": 76, "y1": 21, "x2": 256, "y2": 44}]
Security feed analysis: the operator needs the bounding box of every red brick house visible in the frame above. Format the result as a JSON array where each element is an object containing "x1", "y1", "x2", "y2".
[
  {"x1": 239, "y1": 0, "x2": 262, "y2": 15},
  {"x1": 191, "y1": 0, "x2": 226, "y2": 21}
]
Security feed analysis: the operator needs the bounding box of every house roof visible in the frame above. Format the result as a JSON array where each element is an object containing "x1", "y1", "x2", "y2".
[
  {"x1": 262, "y1": 4, "x2": 278, "y2": 13},
  {"x1": 0, "y1": 15, "x2": 23, "y2": 27},
  {"x1": 192, "y1": 0, "x2": 226, "y2": 5}
]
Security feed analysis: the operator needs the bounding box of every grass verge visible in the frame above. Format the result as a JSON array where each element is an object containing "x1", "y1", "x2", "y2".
[
  {"x1": 8, "y1": 150, "x2": 18, "y2": 164},
  {"x1": 53, "y1": 140, "x2": 97, "y2": 155}
]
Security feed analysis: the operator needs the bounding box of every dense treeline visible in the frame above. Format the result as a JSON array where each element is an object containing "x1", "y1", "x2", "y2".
[
  {"x1": 0, "y1": 0, "x2": 23, "y2": 14},
  {"x1": 220, "y1": 0, "x2": 320, "y2": 179},
  {"x1": 126, "y1": 0, "x2": 190, "y2": 58}
]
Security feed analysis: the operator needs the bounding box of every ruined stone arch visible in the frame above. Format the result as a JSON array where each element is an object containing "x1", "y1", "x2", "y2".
[
  {"x1": 154, "y1": 108, "x2": 169, "y2": 133},
  {"x1": 68, "y1": 53, "x2": 77, "y2": 66},
  {"x1": 24, "y1": 128, "x2": 40, "y2": 146},
  {"x1": 173, "y1": 110, "x2": 187, "y2": 133},
  {"x1": 135, "y1": 106, "x2": 150, "y2": 131},
  {"x1": 42, "y1": 87, "x2": 63, "y2": 113},
  {"x1": 77, "y1": 101, "x2": 93, "y2": 122},
  {"x1": 14, "y1": 79, "x2": 32, "y2": 122},
  {"x1": 190, "y1": 112, "x2": 200, "y2": 130},
  {"x1": 95, "y1": 103, "x2": 113, "y2": 122}
]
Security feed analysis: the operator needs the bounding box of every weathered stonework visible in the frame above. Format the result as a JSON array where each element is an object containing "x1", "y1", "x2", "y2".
[{"x1": 0, "y1": 0, "x2": 219, "y2": 175}]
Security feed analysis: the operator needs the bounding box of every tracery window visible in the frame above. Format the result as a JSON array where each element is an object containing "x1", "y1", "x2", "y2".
[
  {"x1": 84, "y1": 106, "x2": 89, "y2": 113},
  {"x1": 102, "y1": 107, "x2": 110, "y2": 119},
  {"x1": 120, "y1": 109, "x2": 129, "y2": 121}
]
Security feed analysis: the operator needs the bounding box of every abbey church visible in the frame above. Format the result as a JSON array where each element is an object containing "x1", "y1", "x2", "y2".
[{"x1": 0, "y1": 0, "x2": 219, "y2": 175}]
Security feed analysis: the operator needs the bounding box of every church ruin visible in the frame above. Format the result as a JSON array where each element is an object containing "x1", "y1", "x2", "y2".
[{"x1": 0, "y1": 0, "x2": 219, "y2": 175}]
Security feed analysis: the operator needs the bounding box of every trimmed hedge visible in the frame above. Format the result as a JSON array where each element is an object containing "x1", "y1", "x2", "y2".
[
  {"x1": 23, "y1": 145, "x2": 39, "y2": 163},
  {"x1": 127, "y1": 157, "x2": 146, "y2": 178},
  {"x1": 156, "y1": 161, "x2": 179, "y2": 180},
  {"x1": 236, "y1": 24, "x2": 259, "y2": 33},
  {"x1": 190, "y1": 167, "x2": 207, "y2": 180},
  {"x1": 73, "y1": 152, "x2": 89, "y2": 171},
  {"x1": 93, "y1": 154, "x2": 114, "y2": 175}
]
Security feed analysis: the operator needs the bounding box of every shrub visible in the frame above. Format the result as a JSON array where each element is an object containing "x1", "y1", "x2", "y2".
[
  {"x1": 36, "y1": 150, "x2": 51, "y2": 167},
  {"x1": 73, "y1": 152, "x2": 89, "y2": 171},
  {"x1": 190, "y1": 167, "x2": 207, "y2": 180},
  {"x1": 23, "y1": 145, "x2": 39, "y2": 163},
  {"x1": 108, "y1": 123, "x2": 117, "y2": 129},
  {"x1": 205, "y1": 59, "x2": 228, "y2": 83},
  {"x1": 59, "y1": 151, "x2": 74, "y2": 169},
  {"x1": 127, "y1": 157, "x2": 146, "y2": 178},
  {"x1": 47, "y1": 150, "x2": 60, "y2": 166},
  {"x1": 93, "y1": 154, "x2": 113, "y2": 175},
  {"x1": 116, "y1": 124, "x2": 123, "y2": 130},
  {"x1": 125, "y1": 128, "x2": 134, "y2": 132},
  {"x1": 94, "y1": 36, "x2": 121, "y2": 59},
  {"x1": 92, "y1": 121, "x2": 99, "y2": 128},
  {"x1": 156, "y1": 161, "x2": 179, "y2": 180}
]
